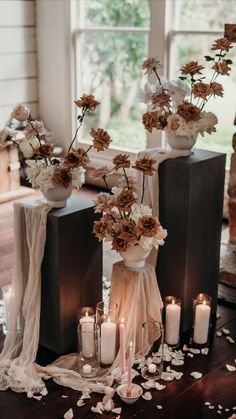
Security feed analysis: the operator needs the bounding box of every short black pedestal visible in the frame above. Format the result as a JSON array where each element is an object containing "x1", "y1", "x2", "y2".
[
  {"x1": 40, "y1": 196, "x2": 102, "y2": 354},
  {"x1": 156, "y1": 149, "x2": 226, "y2": 331}
]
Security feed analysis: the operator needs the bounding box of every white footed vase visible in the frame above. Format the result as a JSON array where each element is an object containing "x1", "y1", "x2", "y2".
[
  {"x1": 166, "y1": 132, "x2": 198, "y2": 156},
  {"x1": 119, "y1": 245, "x2": 150, "y2": 269},
  {"x1": 41, "y1": 184, "x2": 73, "y2": 208}
]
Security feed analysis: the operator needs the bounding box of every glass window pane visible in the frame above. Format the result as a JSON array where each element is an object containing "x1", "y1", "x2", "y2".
[
  {"x1": 82, "y1": 0, "x2": 150, "y2": 28},
  {"x1": 177, "y1": 0, "x2": 236, "y2": 31},
  {"x1": 79, "y1": 31, "x2": 148, "y2": 151},
  {"x1": 170, "y1": 34, "x2": 236, "y2": 167}
]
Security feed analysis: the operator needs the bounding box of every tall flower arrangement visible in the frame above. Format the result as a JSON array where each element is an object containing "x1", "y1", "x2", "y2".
[
  {"x1": 92, "y1": 153, "x2": 167, "y2": 252},
  {"x1": 0, "y1": 95, "x2": 111, "y2": 191},
  {"x1": 141, "y1": 37, "x2": 234, "y2": 138}
]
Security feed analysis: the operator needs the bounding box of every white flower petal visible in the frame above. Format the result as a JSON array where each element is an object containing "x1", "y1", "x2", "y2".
[
  {"x1": 64, "y1": 408, "x2": 74, "y2": 419},
  {"x1": 189, "y1": 348, "x2": 201, "y2": 354},
  {"x1": 91, "y1": 406, "x2": 103, "y2": 414},
  {"x1": 226, "y1": 336, "x2": 235, "y2": 344},
  {"x1": 226, "y1": 364, "x2": 236, "y2": 372},
  {"x1": 112, "y1": 408, "x2": 122, "y2": 414},
  {"x1": 142, "y1": 391, "x2": 152, "y2": 401},
  {"x1": 222, "y1": 328, "x2": 230, "y2": 335},
  {"x1": 156, "y1": 405, "x2": 163, "y2": 409},
  {"x1": 201, "y1": 348, "x2": 209, "y2": 355},
  {"x1": 190, "y1": 371, "x2": 202, "y2": 379},
  {"x1": 77, "y1": 399, "x2": 85, "y2": 407},
  {"x1": 216, "y1": 331, "x2": 222, "y2": 337}
]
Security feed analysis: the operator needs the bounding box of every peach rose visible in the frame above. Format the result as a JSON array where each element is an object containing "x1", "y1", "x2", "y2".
[{"x1": 11, "y1": 104, "x2": 30, "y2": 122}]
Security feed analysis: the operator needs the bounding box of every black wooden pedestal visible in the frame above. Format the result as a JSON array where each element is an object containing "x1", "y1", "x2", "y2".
[
  {"x1": 156, "y1": 149, "x2": 226, "y2": 332},
  {"x1": 40, "y1": 196, "x2": 102, "y2": 354}
]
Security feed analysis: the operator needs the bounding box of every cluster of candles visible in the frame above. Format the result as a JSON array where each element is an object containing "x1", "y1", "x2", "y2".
[{"x1": 164, "y1": 293, "x2": 212, "y2": 347}]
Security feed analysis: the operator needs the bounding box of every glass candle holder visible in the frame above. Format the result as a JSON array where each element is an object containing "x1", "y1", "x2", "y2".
[
  {"x1": 77, "y1": 321, "x2": 100, "y2": 379},
  {"x1": 1, "y1": 284, "x2": 20, "y2": 335},
  {"x1": 141, "y1": 321, "x2": 164, "y2": 380},
  {"x1": 77, "y1": 306, "x2": 95, "y2": 325},
  {"x1": 96, "y1": 301, "x2": 118, "y2": 367},
  {"x1": 192, "y1": 293, "x2": 212, "y2": 347},
  {"x1": 163, "y1": 296, "x2": 181, "y2": 348}
]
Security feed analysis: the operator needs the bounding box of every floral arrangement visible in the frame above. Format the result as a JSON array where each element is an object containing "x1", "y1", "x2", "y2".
[
  {"x1": 0, "y1": 95, "x2": 111, "y2": 191},
  {"x1": 141, "y1": 37, "x2": 234, "y2": 138},
  {"x1": 92, "y1": 153, "x2": 167, "y2": 252}
]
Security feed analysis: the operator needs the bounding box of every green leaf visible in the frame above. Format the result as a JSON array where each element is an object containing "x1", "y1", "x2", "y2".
[
  {"x1": 225, "y1": 59, "x2": 233, "y2": 64},
  {"x1": 179, "y1": 76, "x2": 187, "y2": 80},
  {"x1": 204, "y1": 55, "x2": 214, "y2": 61}
]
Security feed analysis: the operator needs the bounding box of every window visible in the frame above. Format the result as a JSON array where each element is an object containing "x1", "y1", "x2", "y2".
[{"x1": 168, "y1": 0, "x2": 236, "y2": 167}]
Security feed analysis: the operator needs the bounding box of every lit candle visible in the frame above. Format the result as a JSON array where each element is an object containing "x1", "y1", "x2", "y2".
[
  {"x1": 82, "y1": 363, "x2": 92, "y2": 375},
  {"x1": 165, "y1": 299, "x2": 181, "y2": 346},
  {"x1": 127, "y1": 341, "x2": 133, "y2": 396},
  {"x1": 101, "y1": 317, "x2": 116, "y2": 365},
  {"x1": 79, "y1": 312, "x2": 95, "y2": 358},
  {"x1": 148, "y1": 363, "x2": 157, "y2": 374},
  {"x1": 193, "y1": 300, "x2": 211, "y2": 344},
  {"x1": 119, "y1": 317, "x2": 126, "y2": 375}
]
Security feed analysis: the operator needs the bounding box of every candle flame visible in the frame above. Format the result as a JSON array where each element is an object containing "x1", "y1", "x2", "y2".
[
  {"x1": 85, "y1": 311, "x2": 88, "y2": 317},
  {"x1": 107, "y1": 316, "x2": 110, "y2": 322},
  {"x1": 129, "y1": 341, "x2": 133, "y2": 348},
  {"x1": 171, "y1": 299, "x2": 175, "y2": 305},
  {"x1": 120, "y1": 317, "x2": 125, "y2": 324},
  {"x1": 203, "y1": 300, "x2": 206, "y2": 305}
]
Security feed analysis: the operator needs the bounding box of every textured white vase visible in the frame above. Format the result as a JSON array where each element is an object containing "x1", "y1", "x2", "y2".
[
  {"x1": 41, "y1": 184, "x2": 73, "y2": 208},
  {"x1": 119, "y1": 245, "x2": 150, "y2": 269},
  {"x1": 166, "y1": 133, "x2": 198, "y2": 156}
]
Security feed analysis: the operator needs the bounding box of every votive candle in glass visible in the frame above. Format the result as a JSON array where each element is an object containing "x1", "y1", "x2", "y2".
[
  {"x1": 96, "y1": 301, "x2": 118, "y2": 366},
  {"x1": 164, "y1": 296, "x2": 181, "y2": 347},
  {"x1": 192, "y1": 293, "x2": 212, "y2": 346}
]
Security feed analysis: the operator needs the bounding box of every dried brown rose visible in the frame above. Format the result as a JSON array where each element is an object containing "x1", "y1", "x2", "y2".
[
  {"x1": 152, "y1": 91, "x2": 171, "y2": 108},
  {"x1": 177, "y1": 103, "x2": 201, "y2": 122},
  {"x1": 212, "y1": 61, "x2": 231, "y2": 76},
  {"x1": 33, "y1": 143, "x2": 54, "y2": 159},
  {"x1": 64, "y1": 151, "x2": 82, "y2": 168},
  {"x1": 180, "y1": 61, "x2": 204, "y2": 75},
  {"x1": 137, "y1": 215, "x2": 160, "y2": 237},
  {"x1": 75, "y1": 147, "x2": 90, "y2": 167},
  {"x1": 115, "y1": 189, "x2": 137, "y2": 212},
  {"x1": 142, "y1": 111, "x2": 159, "y2": 133},
  {"x1": 52, "y1": 168, "x2": 72, "y2": 188},
  {"x1": 111, "y1": 236, "x2": 129, "y2": 252},
  {"x1": 113, "y1": 154, "x2": 131, "y2": 170},
  {"x1": 142, "y1": 57, "x2": 162, "y2": 74},
  {"x1": 192, "y1": 82, "x2": 212, "y2": 99},
  {"x1": 90, "y1": 128, "x2": 111, "y2": 151},
  {"x1": 94, "y1": 192, "x2": 114, "y2": 213},
  {"x1": 74, "y1": 94, "x2": 100, "y2": 111},
  {"x1": 211, "y1": 37, "x2": 233, "y2": 52},
  {"x1": 210, "y1": 82, "x2": 224, "y2": 97},
  {"x1": 93, "y1": 219, "x2": 110, "y2": 241},
  {"x1": 118, "y1": 219, "x2": 138, "y2": 244},
  {"x1": 133, "y1": 156, "x2": 156, "y2": 176}
]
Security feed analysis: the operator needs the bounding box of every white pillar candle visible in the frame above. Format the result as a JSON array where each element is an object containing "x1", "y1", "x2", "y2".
[
  {"x1": 119, "y1": 317, "x2": 126, "y2": 375},
  {"x1": 82, "y1": 364, "x2": 92, "y2": 375},
  {"x1": 148, "y1": 363, "x2": 157, "y2": 374},
  {"x1": 165, "y1": 299, "x2": 181, "y2": 345},
  {"x1": 127, "y1": 341, "x2": 133, "y2": 396},
  {"x1": 80, "y1": 313, "x2": 95, "y2": 358},
  {"x1": 193, "y1": 300, "x2": 211, "y2": 344},
  {"x1": 101, "y1": 317, "x2": 116, "y2": 365}
]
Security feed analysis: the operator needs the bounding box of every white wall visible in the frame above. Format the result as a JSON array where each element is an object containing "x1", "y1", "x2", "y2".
[{"x1": 0, "y1": 0, "x2": 38, "y2": 125}]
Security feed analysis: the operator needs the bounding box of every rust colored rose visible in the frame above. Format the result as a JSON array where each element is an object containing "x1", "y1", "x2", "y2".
[
  {"x1": 111, "y1": 236, "x2": 129, "y2": 252},
  {"x1": 133, "y1": 156, "x2": 156, "y2": 176},
  {"x1": 90, "y1": 128, "x2": 111, "y2": 151},
  {"x1": 113, "y1": 154, "x2": 131, "y2": 170},
  {"x1": 74, "y1": 94, "x2": 100, "y2": 111},
  {"x1": 142, "y1": 111, "x2": 159, "y2": 133},
  {"x1": 93, "y1": 219, "x2": 110, "y2": 241},
  {"x1": 180, "y1": 61, "x2": 205, "y2": 75},
  {"x1": 212, "y1": 61, "x2": 231, "y2": 76},
  {"x1": 177, "y1": 103, "x2": 201, "y2": 122},
  {"x1": 115, "y1": 189, "x2": 137, "y2": 212},
  {"x1": 34, "y1": 143, "x2": 54, "y2": 159},
  {"x1": 52, "y1": 168, "x2": 72, "y2": 188},
  {"x1": 142, "y1": 57, "x2": 162, "y2": 74},
  {"x1": 192, "y1": 82, "x2": 212, "y2": 99},
  {"x1": 75, "y1": 147, "x2": 91, "y2": 167},
  {"x1": 64, "y1": 151, "x2": 82, "y2": 168},
  {"x1": 210, "y1": 82, "x2": 224, "y2": 97},
  {"x1": 211, "y1": 37, "x2": 233, "y2": 52},
  {"x1": 137, "y1": 215, "x2": 160, "y2": 237},
  {"x1": 118, "y1": 219, "x2": 138, "y2": 244},
  {"x1": 152, "y1": 91, "x2": 171, "y2": 108}
]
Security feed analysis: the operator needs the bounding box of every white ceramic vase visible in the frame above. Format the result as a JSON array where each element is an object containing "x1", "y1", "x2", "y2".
[
  {"x1": 119, "y1": 245, "x2": 150, "y2": 269},
  {"x1": 41, "y1": 184, "x2": 73, "y2": 208},
  {"x1": 166, "y1": 132, "x2": 198, "y2": 156}
]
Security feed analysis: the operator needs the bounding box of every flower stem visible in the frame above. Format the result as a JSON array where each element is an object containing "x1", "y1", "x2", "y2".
[
  {"x1": 141, "y1": 173, "x2": 145, "y2": 204},
  {"x1": 27, "y1": 119, "x2": 48, "y2": 166},
  {"x1": 123, "y1": 167, "x2": 130, "y2": 189},
  {"x1": 154, "y1": 68, "x2": 162, "y2": 86},
  {"x1": 68, "y1": 107, "x2": 86, "y2": 152},
  {"x1": 102, "y1": 175, "x2": 110, "y2": 191}
]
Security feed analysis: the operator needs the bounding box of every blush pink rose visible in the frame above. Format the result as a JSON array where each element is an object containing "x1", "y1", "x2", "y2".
[{"x1": 11, "y1": 104, "x2": 30, "y2": 122}]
